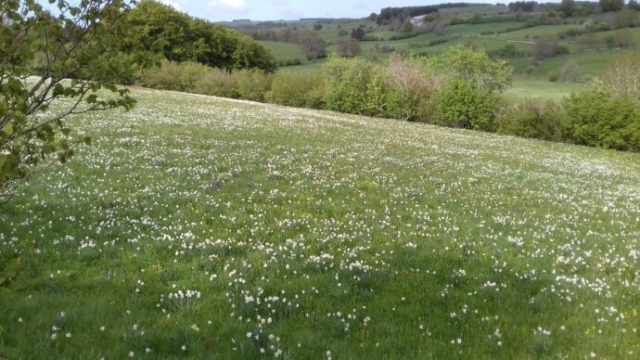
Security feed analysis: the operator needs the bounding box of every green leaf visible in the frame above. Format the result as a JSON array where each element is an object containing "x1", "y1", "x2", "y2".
[
  {"x1": 1, "y1": 124, "x2": 14, "y2": 137},
  {"x1": 86, "y1": 94, "x2": 98, "y2": 104}
]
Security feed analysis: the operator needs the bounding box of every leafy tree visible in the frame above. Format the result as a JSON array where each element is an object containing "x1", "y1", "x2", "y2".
[
  {"x1": 429, "y1": 45, "x2": 513, "y2": 92},
  {"x1": 337, "y1": 38, "x2": 363, "y2": 58},
  {"x1": 630, "y1": 0, "x2": 640, "y2": 11},
  {"x1": 599, "y1": 0, "x2": 624, "y2": 12},
  {"x1": 121, "y1": 0, "x2": 276, "y2": 72},
  {"x1": 0, "y1": 0, "x2": 156, "y2": 204},
  {"x1": 559, "y1": 0, "x2": 576, "y2": 17},
  {"x1": 429, "y1": 45, "x2": 513, "y2": 131},
  {"x1": 350, "y1": 26, "x2": 365, "y2": 41},
  {"x1": 402, "y1": 19, "x2": 415, "y2": 33},
  {"x1": 534, "y1": 35, "x2": 567, "y2": 59}
]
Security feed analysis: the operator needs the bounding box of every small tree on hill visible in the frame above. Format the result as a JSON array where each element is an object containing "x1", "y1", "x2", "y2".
[
  {"x1": 0, "y1": 0, "x2": 155, "y2": 204},
  {"x1": 599, "y1": 0, "x2": 624, "y2": 12},
  {"x1": 559, "y1": 0, "x2": 576, "y2": 17},
  {"x1": 337, "y1": 38, "x2": 363, "y2": 57}
]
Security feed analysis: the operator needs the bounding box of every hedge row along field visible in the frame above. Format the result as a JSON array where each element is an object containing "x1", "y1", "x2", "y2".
[{"x1": 136, "y1": 47, "x2": 640, "y2": 152}]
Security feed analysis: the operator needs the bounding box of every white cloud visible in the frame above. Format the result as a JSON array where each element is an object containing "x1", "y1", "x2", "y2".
[
  {"x1": 159, "y1": 0, "x2": 183, "y2": 11},
  {"x1": 210, "y1": 0, "x2": 247, "y2": 12},
  {"x1": 268, "y1": 0, "x2": 289, "y2": 5}
]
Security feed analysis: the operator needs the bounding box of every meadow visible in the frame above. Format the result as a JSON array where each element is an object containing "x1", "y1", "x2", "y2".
[{"x1": 1, "y1": 88, "x2": 639, "y2": 358}]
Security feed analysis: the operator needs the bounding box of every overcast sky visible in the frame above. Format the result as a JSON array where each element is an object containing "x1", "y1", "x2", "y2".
[{"x1": 158, "y1": 0, "x2": 493, "y2": 22}]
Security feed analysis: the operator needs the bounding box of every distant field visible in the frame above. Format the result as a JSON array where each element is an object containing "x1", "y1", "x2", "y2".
[
  {"x1": 439, "y1": 5, "x2": 509, "y2": 14},
  {"x1": 510, "y1": 49, "x2": 639, "y2": 79},
  {"x1": 276, "y1": 58, "x2": 328, "y2": 73},
  {"x1": 258, "y1": 41, "x2": 308, "y2": 62},
  {"x1": 447, "y1": 21, "x2": 525, "y2": 35},
  {"x1": 2, "y1": 87, "x2": 639, "y2": 359},
  {"x1": 495, "y1": 24, "x2": 583, "y2": 40},
  {"x1": 507, "y1": 77, "x2": 585, "y2": 99}
]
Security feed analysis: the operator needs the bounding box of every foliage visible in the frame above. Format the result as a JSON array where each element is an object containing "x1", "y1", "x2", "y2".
[
  {"x1": 432, "y1": 79, "x2": 500, "y2": 131},
  {"x1": 266, "y1": 72, "x2": 325, "y2": 108},
  {"x1": 336, "y1": 38, "x2": 363, "y2": 58},
  {"x1": 563, "y1": 86, "x2": 640, "y2": 151},
  {"x1": 429, "y1": 45, "x2": 513, "y2": 92},
  {"x1": 599, "y1": 0, "x2": 624, "y2": 12},
  {"x1": 136, "y1": 60, "x2": 275, "y2": 101},
  {"x1": 534, "y1": 35, "x2": 567, "y2": 59},
  {"x1": 0, "y1": 0, "x2": 155, "y2": 204},
  {"x1": 121, "y1": 0, "x2": 276, "y2": 72},
  {"x1": 321, "y1": 56, "x2": 379, "y2": 115},
  {"x1": 376, "y1": 6, "x2": 438, "y2": 26},
  {"x1": 497, "y1": 98, "x2": 565, "y2": 141},
  {"x1": 601, "y1": 53, "x2": 640, "y2": 103},
  {"x1": 559, "y1": 60, "x2": 581, "y2": 82},
  {"x1": 559, "y1": 0, "x2": 576, "y2": 17}
]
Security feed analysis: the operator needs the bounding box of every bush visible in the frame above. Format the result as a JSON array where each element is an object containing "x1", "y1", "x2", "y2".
[
  {"x1": 235, "y1": 70, "x2": 273, "y2": 102},
  {"x1": 497, "y1": 99, "x2": 565, "y2": 142},
  {"x1": 602, "y1": 54, "x2": 640, "y2": 102},
  {"x1": 563, "y1": 88, "x2": 640, "y2": 151},
  {"x1": 137, "y1": 61, "x2": 274, "y2": 101},
  {"x1": 383, "y1": 56, "x2": 442, "y2": 121},
  {"x1": 559, "y1": 60, "x2": 580, "y2": 82},
  {"x1": 432, "y1": 79, "x2": 500, "y2": 131},
  {"x1": 322, "y1": 56, "x2": 380, "y2": 115},
  {"x1": 266, "y1": 72, "x2": 325, "y2": 109}
]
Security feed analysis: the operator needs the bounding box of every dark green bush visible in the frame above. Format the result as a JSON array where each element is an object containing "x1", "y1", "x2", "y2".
[
  {"x1": 497, "y1": 99, "x2": 565, "y2": 142},
  {"x1": 563, "y1": 88, "x2": 640, "y2": 151}
]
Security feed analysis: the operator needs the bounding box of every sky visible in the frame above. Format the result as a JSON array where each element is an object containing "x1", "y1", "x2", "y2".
[{"x1": 158, "y1": 0, "x2": 490, "y2": 22}]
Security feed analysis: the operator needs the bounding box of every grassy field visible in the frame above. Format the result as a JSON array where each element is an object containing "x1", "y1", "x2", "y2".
[
  {"x1": 510, "y1": 49, "x2": 640, "y2": 80},
  {"x1": 1, "y1": 88, "x2": 640, "y2": 358},
  {"x1": 494, "y1": 24, "x2": 583, "y2": 40},
  {"x1": 258, "y1": 41, "x2": 308, "y2": 63},
  {"x1": 506, "y1": 78, "x2": 585, "y2": 99}
]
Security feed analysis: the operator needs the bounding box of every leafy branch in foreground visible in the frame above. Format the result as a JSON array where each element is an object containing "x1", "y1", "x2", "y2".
[{"x1": 0, "y1": 0, "x2": 157, "y2": 204}]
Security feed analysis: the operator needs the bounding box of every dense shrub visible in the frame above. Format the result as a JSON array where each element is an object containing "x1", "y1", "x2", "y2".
[
  {"x1": 322, "y1": 56, "x2": 406, "y2": 118},
  {"x1": 602, "y1": 54, "x2": 640, "y2": 102},
  {"x1": 432, "y1": 79, "x2": 500, "y2": 131},
  {"x1": 384, "y1": 56, "x2": 442, "y2": 121},
  {"x1": 497, "y1": 99, "x2": 565, "y2": 142},
  {"x1": 563, "y1": 87, "x2": 640, "y2": 151},
  {"x1": 266, "y1": 72, "x2": 325, "y2": 109},
  {"x1": 235, "y1": 70, "x2": 274, "y2": 102},
  {"x1": 136, "y1": 61, "x2": 274, "y2": 100}
]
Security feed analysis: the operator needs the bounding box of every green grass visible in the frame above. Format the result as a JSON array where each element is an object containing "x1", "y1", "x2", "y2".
[
  {"x1": 494, "y1": 24, "x2": 582, "y2": 40},
  {"x1": 447, "y1": 22, "x2": 525, "y2": 35},
  {"x1": 277, "y1": 58, "x2": 328, "y2": 73},
  {"x1": 506, "y1": 77, "x2": 585, "y2": 99},
  {"x1": 2, "y1": 88, "x2": 640, "y2": 359},
  {"x1": 511, "y1": 49, "x2": 640, "y2": 79},
  {"x1": 258, "y1": 41, "x2": 308, "y2": 62}
]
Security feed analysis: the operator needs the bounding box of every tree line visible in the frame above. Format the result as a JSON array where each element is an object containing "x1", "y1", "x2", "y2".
[{"x1": 118, "y1": 0, "x2": 276, "y2": 73}]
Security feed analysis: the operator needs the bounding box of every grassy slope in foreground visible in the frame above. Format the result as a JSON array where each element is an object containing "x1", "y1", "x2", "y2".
[{"x1": 1, "y1": 89, "x2": 640, "y2": 359}]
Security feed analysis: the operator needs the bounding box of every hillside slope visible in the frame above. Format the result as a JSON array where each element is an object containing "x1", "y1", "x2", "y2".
[{"x1": 1, "y1": 89, "x2": 639, "y2": 359}]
